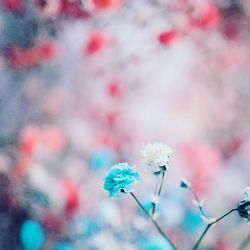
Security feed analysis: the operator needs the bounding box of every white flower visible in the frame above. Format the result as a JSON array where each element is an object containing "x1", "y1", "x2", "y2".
[
  {"x1": 141, "y1": 142, "x2": 173, "y2": 173},
  {"x1": 243, "y1": 186, "x2": 250, "y2": 201}
]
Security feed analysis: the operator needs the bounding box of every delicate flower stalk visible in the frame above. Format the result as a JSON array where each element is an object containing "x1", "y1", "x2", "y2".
[
  {"x1": 190, "y1": 189, "x2": 210, "y2": 221},
  {"x1": 142, "y1": 143, "x2": 172, "y2": 217},
  {"x1": 192, "y1": 208, "x2": 238, "y2": 250},
  {"x1": 128, "y1": 191, "x2": 177, "y2": 250},
  {"x1": 180, "y1": 178, "x2": 213, "y2": 223},
  {"x1": 151, "y1": 171, "x2": 165, "y2": 216},
  {"x1": 104, "y1": 152, "x2": 250, "y2": 250}
]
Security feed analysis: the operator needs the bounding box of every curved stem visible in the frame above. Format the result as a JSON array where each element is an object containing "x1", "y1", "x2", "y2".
[
  {"x1": 157, "y1": 171, "x2": 165, "y2": 197},
  {"x1": 190, "y1": 189, "x2": 208, "y2": 219},
  {"x1": 192, "y1": 224, "x2": 210, "y2": 250},
  {"x1": 192, "y1": 208, "x2": 238, "y2": 250},
  {"x1": 152, "y1": 171, "x2": 165, "y2": 215},
  {"x1": 130, "y1": 192, "x2": 177, "y2": 250}
]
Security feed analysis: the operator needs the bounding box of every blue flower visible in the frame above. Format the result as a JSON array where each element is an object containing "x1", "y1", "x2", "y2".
[
  {"x1": 104, "y1": 163, "x2": 141, "y2": 197},
  {"x1": 53, "y1": 242, "x2": 74, "y2": 250},
  {"x1": 141, "y1": 236, "x2": 174, "y2": 250},
  {"x1": 20, "y1": 220, "x2": 45, "y2": 250}
]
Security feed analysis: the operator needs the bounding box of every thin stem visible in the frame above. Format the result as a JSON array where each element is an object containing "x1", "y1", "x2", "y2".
[
  {"x1": 192, "y1": 208, "x2": 238, "y2": 250},
  {"x1": 130, "y1": 192, "x2": 177, "y2": 250},
  {"x1": 190, "y1": 189, "x2": 208, "y2": 219},
  {"x1": 151, "y1": 171, "x2": 165, "y2": 216},
  {"x1": 157, "y1": 171, "x2": 165, "y2": 197},
  {"x1": 151, "y1": 175, "x2": 159, "y2": 216},
  {"x1": 239, "y1": 233, "x2": 250, "y2": 250},
  {"x1": 192, "y1": 224, "x2": 210, "y2": 250},
  {"x1": 130, "y1": 192, "x2": 149, "y2": 217}
]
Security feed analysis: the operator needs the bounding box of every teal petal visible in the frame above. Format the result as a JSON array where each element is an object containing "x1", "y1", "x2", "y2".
[
  {"x1": 104, "y1": 163, "x2": 141, "y2": 197},
  {"x1": 20, "y1": 220, "x2": 45, "y2": 250}
]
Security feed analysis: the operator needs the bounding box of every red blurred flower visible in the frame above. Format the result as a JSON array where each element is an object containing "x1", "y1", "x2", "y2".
[
  {"x1": 20, "y1": 125, "x2": 66, "y2": 157},
  {"x1": 85, "y1": 32, "x2": 108, "y2": 55},
  {"x1": 108, "y1": 81, "x2": 122, "y2": 98},
  {"x1": 61, "y1": 179, "x2": 80, "y2": 216},
  {"x1": 20, "y1": 126, "x2": 41, "y2": 157},
  {"x1": 2, "y1": 0, "x2": 23, "y2": 12},
  {"x1": 60, "y1": 0, "x2": 90, "y2": 19},
  {"x1": 92, "y1": 0, "x2": 122, "y2": 10},
  {"x1": 7, "y1": 40, "x2": 58, "y2": 69},
  {"x1": 190, "y1": 3, "x2": 220, "y2": 30},
  {"x1": 158, "y1": 30, "x2": 178, "y2": 46},
  {"x1": 181, "y1": 142, "x2": 222, "y2": 195},
  {"x1": 43, "y1": 211, "x2": 63, "y2": 233}
]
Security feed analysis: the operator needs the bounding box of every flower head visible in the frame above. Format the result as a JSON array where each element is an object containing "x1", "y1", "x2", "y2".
[
  {"x1": 180, "y1": 178, "x2": 192, "y2": 189},
  {"x1": 237, "y1": 200, "x2": 250, "y2": 221},
  {"x1": 141, "y1": 142, "x2": 172, "y2": 173},
  {"x1": 237, "y1": 186, "x2": 250, "y2": 221},
  {"x1": 104, "y1": 163, "x2": 140, "y2": 197}
]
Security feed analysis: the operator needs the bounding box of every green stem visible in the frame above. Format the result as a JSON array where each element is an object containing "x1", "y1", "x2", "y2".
[
  {"x1": 192, "y1": 208, "x2": 238, "y2": 250},
  {"x1": 130, "y1": 192, "x2": 177, "y2": 250}
]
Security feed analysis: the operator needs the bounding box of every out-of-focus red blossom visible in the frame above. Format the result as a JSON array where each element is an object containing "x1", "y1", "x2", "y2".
[
  {"x1": 13, "y1": 156, "x2": 32, "y2": 180},
  {"x1": 35, "y1": 0, "x2": 47, "y2": 9},
  {"x1": 41, "y1": 126, "x2": 67, "y2": 152},
  {"x1": 61, "y1": 179, "x2": 80, "y2": 216},
  {"x1": 105, "y1": 112, "x2": 119, "y2": 126},
  {"x1": 60, "y1": 0, "x2": 91, "y2": 19},
  {"x1": 20, "y1": 126, "x2": 66, "y2": 156},
  {"x1": 7, "y1": 41, "x2": 58, "y2": 69},
  {"x1": 181, "y1": 142, "x2": 222, "y2": 195},
  {"x1": 96, "y1": 131, "x2": 114, "y2": 147},
  {"x1": 216, "y1": 238, "x2": 231, "y2": 250},
  {"x1": 20, "y1": 126, "x2": 41, "y2": 157},
  {"x1": 36, "y1": 0, "x2": 90, "y2": 19},
  {"x1": 158, "y1": 30, "x2": 178, "y2": 46},
  {"x1": 2, "y1": 0, "x2": 23, "y2": 12},
  {"x1": 95, "y1": 128, "x2": 130, "y2": 152},
  {"x1": 43, "y1": 211, "x2": 63, "y2": 233},
  {"x1": 35, "y1": 0, "x2": 61, "y2": 17},
  {"x1": 189, "y1": 3, "x2": 220, "y2": 30},
  {"x1": 222, "y1": 22, "x2": 240, "y2": 39},
  {"x1": 219, "y1": 3, "x2": 243, "y2": 39},
  {"x1": 92, "y1": 0, "x2": 122, "y2": 10},
  {"x1": 40, "y1": 41, "x2": 58, "y2": 59},
  {"x1": 85, "y1": 32, "x2": 108, "y2": 55},
  {"x1": 108, "y1": 82, "x2": 122, "y2": 98},
  {"x1": 219, "y1": 137, "x2": 243, "y2": 159}
]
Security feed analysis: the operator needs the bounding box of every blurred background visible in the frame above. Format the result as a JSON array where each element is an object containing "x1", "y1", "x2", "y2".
[{"x1": 0, "y1": 0, "x2": 250, "y2": 249}]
